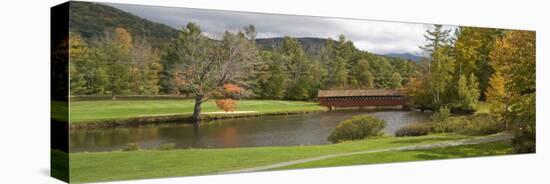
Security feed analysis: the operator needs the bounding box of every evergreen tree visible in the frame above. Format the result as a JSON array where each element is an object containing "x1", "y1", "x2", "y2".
[
  {"x1": 256, "y1": 52, "x2": 287, "y2": 99},
  {"x1": 419, "y1": 25, "x2": 451, "y2": 53}
]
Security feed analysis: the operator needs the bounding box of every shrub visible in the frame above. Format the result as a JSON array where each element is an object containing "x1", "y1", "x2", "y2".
[
  {"x1": 512, "y1": 126, "x2": 536, "y2": 153},
  {"x1": 431, "y1": 106, "x2": 451, "y2": 122},
  {"x1": 462, "y1": 114, "x2": 505, "y2": 135},
  {"x1": 215, "y1": 99, "x2": 237, "y2": 112},
  {"x1": 433, "y1": 116, "x2": 468, "y2": 133},
  {"x1": 328, "y1": 115, "x2": 386, "y2": 143},
  {"x1": 123, "y1": 143, "x2": 140, "y2": 151},
  {"x1": 158, "y1": 143, "x2": 176, "y2": 150},
  {"x1": 395, "y1": 123, "x2": 432, "y2": 137},
  {"x1": 432, "y1": 114, "x2": 505, "y2": 136}
]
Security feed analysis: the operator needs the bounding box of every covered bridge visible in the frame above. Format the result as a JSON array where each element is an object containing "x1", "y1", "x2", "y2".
[{"x1": 317, "y1": 89, "x2": 408, "y2": 110}]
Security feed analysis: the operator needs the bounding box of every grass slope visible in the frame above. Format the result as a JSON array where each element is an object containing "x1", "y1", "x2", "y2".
[
  {"x1": 274, "y1": 141, "x2": 513, "y2": 170},
  {"x1": 70, "y1": 134, "x2": 476, "y2": 182},
  {"x1": 69, "y1": 100, "x2": 325, "y2": 123}
]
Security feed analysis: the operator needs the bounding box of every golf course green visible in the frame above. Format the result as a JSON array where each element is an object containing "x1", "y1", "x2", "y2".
[{"x1": 69, "y1": 99, "x2": 326, "y2": 123}]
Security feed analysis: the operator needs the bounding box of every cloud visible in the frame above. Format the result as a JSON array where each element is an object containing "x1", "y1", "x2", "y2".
[{"x1": 102, "y1": 2, "x2": 446, "y2": 55}]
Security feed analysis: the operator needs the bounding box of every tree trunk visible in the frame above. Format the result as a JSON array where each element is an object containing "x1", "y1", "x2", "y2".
[{"x1": 192, "y1": 94, "x2": 203, "y2": 124}]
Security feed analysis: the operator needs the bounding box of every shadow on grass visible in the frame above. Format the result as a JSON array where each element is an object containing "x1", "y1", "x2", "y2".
[{"x1": 412, "y1": 140, "x2": 514, "y2": 160}]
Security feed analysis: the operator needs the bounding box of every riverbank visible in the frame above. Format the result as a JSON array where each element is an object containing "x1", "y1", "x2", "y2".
[
  {"x1": 69, "y1": 99, "x2": 327, "y2": 129},
  {"x1": 68, "y1": 133, "x2": 514, "y2": 183}
]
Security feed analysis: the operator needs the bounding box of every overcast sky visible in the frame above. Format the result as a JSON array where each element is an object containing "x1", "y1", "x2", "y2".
[{"x1": 103, "y1": 2, "x2": 448, "y2": 55}]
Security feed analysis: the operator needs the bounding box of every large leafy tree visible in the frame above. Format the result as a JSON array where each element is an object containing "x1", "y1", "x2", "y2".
[
  {"x1": 69, "y1": 32, "x2": 93, "y2": 95},
  {"x1": 453, "y1": 27, "x2": 503, "y2": 100},
  {"x1": 489, "y1": 30, "x2": 536, "y2": 153},
  {"x1": 129, "y1": 38, "x2": 162, "y2": 95},
  {"x1": 173, "y1": 22, "x2": 258, "y2": 123},
  {"x1": 485, "y1": 71, "x2": 506, "y2": 122},
  {"x1": 94, "y1": 28, "x2": 133, "y2": 100}
]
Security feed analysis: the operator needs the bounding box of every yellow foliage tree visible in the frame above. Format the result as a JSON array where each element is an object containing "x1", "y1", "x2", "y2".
[
  {"x1": 489, "y1": 30, "x2": 536, "y2": 153},
  {"x1": 485, "y1": 71, "x2": 507, "y2": 122}
]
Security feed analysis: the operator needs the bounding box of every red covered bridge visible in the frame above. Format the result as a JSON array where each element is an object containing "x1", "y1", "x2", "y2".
[{"x1": 317, "y1": 89, "x2": 408, "y2": 110}]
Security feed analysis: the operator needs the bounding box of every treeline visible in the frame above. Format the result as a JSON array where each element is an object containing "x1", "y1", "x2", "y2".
[
  {"x1": 410, "y1": 25, "x2": 535, "y2": 152},
  {"x1": 409, "y1": 25, "x2": 506, "y2": 110},
  {"x1": 69, "y1": 28, "x2": 162, "y2": 99},
  {"x1": 250, "y1": 35, "x2": 415, "y2": 101},
  {"x1": 70, "y1": 23, "x2": 416, "y2": 101}
]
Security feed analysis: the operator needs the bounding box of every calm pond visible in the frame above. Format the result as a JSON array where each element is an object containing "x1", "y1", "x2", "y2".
[{"x1": 70, "y1": 110, "x2": 429, "y2": 152}]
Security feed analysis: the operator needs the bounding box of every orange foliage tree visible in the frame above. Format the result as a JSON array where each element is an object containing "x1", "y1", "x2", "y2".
[{"x1": 215, "y1": 84, "x2": 241, "y2": 112}]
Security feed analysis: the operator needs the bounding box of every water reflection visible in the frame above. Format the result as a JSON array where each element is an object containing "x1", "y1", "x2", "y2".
[{"x1": 70, "y1": 110, "x2": 429, "y2": 152}]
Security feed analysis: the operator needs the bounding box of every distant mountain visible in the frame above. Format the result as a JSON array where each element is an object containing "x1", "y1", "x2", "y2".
[
  {"x1": 68, "y1": 1, "x2": 419, "y2": 64},
  {"x1": 69, "y1": 1, "x2": 178, "y2": 48},
  {"x1": 256, "y1": 37, "x2": 330, "y2": 56},
  {"x1": 384, "y1": 53, "x2": 425, "y2": 62}
]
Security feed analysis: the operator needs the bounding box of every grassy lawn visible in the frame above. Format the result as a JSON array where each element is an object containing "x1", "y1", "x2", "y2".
[
  {"x1": 70, "y1": 134, "x2": 480, "y2": 183},
  {"x1": 69, "y1": 99, "x2": 325, "y2": 123},
  {"x1": 273, "y1": 141, "x2": 513, "y2": 170}
]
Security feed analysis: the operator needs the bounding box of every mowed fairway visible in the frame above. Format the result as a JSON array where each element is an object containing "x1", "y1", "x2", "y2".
[
  {"x1": 69, "y1": 100, "x2": 326, "y2": 123},
  {"x1": 70, "y1": 134, "x2": 487, "y2": 182},
  {"x1": 273, "y1": 141, "x2": 512, "y2": 170}
]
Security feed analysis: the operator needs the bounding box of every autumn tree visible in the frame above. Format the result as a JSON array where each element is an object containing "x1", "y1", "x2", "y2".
[
  {"x1": 215, "y1": 84, "x2": 242, "y2": 112},
  {"x1": 485, "y1": 71, "x2": 506, "y2": 122},
  {"x1": 95, "y1": 28, "x2": 133, "y2": 99},
  {"x1": 453, "y1": 27, "x2": 503, "y2": 100},
  {"x1": 69, "y1": 32, "x2": 92, "y2": 95},
  {"x1": 173, "y1": 22, "x2": 258, "y2": 123},
  {"x1": 490, "y1": 30, "x2": 536, "y2": 153},
  {"x1": 406, "y1": 77, "x2": 431, "y2": 108},
  {"x1": 129, "y1": 38, "x2": 162, "y2": 95}
]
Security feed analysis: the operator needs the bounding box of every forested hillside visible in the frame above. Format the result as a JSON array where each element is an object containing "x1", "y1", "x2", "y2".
[
  {"x1": 69, "y1": 1, "x2": 178, "y2": 48},
  {"x1": 68, "y1": 1, "x2": 416, "y2": 99}
]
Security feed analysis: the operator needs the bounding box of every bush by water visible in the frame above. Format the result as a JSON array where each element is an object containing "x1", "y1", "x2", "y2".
[{"x1": 328, "y1": 115, "x2": 386, "y2": 143}]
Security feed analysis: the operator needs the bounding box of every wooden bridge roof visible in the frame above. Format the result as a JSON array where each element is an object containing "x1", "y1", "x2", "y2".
[{"x1": 317, "y1": 89, "x2": 405, "y2": 98}]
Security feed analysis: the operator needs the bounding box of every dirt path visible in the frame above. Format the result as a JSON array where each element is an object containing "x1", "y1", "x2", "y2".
[{"x1": 219, "y1": 133, "x2": 513, "y2": 174}]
